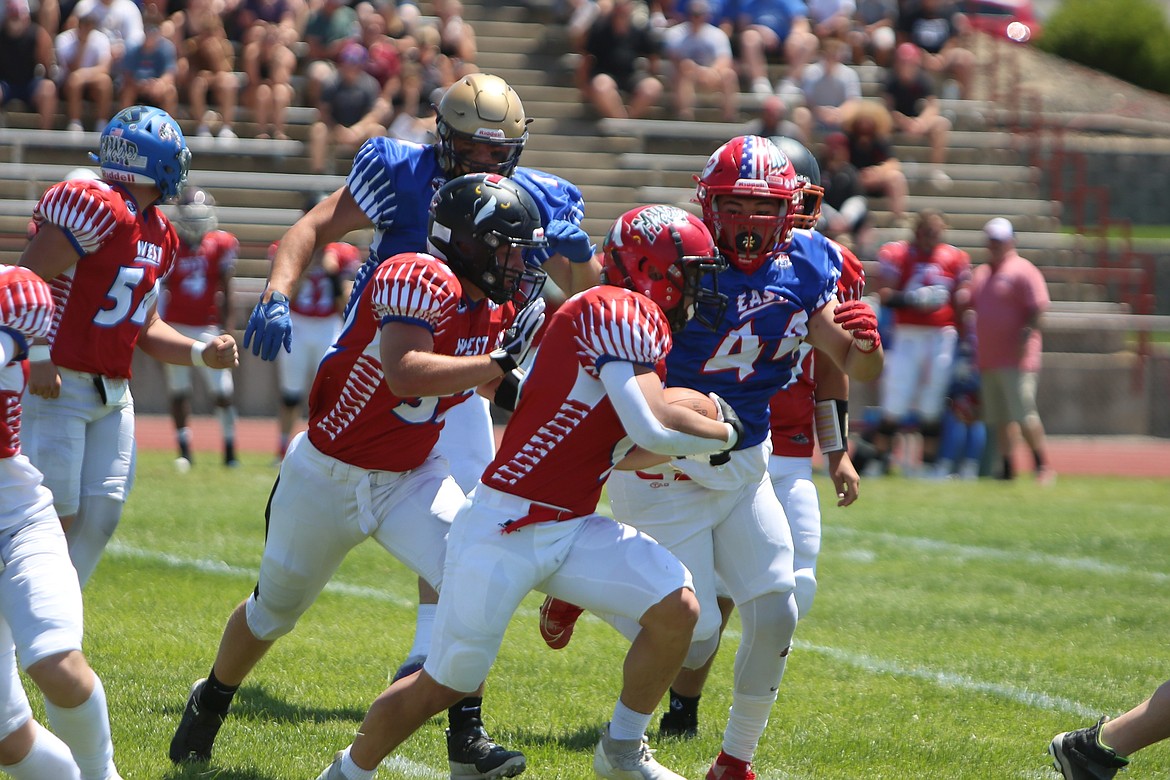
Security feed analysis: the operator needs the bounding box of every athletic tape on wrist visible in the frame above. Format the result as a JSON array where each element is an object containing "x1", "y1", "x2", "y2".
[
  {"x1": 814, "y1": 399, "x2": 849, "y2": 453},
  {"x1": 191, "y1": 341, "x2": 210, "y2": 368},
  {"x1": 27, "y1": 344, "x2": 52, "y2": 362}
]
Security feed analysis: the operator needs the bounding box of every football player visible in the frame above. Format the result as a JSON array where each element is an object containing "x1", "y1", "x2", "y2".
[
  {"x1": 315, "y1": 204, "x2": 740, "y2": 780},
  {"x1": 159, "y1": 186, "x2": 242, "y2": 469},
  {"x1": 868, "y1": 208, "x2": 971, "y2": 476},
  {"x1": 652, "y1": 136, "x2": 870, "y2": 740},
  {"x1": 271, "y1": 193, "x2": 361, "y2": 463},
  {"x1": 171, "y1": 174, "x2": 549, "y2": 778},
  {"x1": 546, "y1": 136, "x2": 884, "y2": 780},
  {"x1": 240, "y1": 73, "x2": 597, "y2": 688},
  {"x1": 18, "y1": 105, "x2": 239, "y2": 587},
  {"x1": 0, "y1": 264, "x2": 122, "y2": 780}
]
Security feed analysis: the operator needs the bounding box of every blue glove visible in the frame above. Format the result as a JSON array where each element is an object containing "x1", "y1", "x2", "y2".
[
  {"x1": 243, "y1": 291, "x2": 292, "y2": 361},
  {"x1": 545, "y1": 219, "x2": 595, "y2": 264}
]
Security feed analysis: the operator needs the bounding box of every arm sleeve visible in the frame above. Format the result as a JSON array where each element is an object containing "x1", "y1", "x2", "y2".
[{"x1": 599, "y1": 360, "x2": 731, "y2": 457}]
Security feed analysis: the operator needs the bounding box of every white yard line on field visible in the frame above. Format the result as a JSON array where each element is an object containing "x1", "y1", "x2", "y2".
[
  {"x1": 108, "y1": 540, "x2": 1101, "y2": 719},
  {"x1": 827, "y1": 527, "x2": 1170, "y2": 584}
]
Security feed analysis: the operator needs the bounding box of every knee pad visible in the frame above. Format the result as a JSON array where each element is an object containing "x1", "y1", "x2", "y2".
[
  {"x1": 733, "y1": 592, "x2": 798, "y2": 697},
  {"x1": 793, "y1": 569, "x2": 817, "y2": 619},
  {"x1": 66, "y1": 496, "x2": 124, "y2": 587},
  {"x1": 919, "y1": 419, "x2": 943, "y2": 440},
  {"x1": 877, "y1": 418, "x2": 900, "y2": 439},
  {"x1": 280, "y1": 392, "x2": 302, "y2": 409},
  {"x1": 244, "y1": 578, "x2": 311, "y2": 642}
]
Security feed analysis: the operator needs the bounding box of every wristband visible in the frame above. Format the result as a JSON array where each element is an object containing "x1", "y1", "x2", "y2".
[
  {"x1": 191, "y1": 340, "x2": 210, "y2": 368},
  {"x1": 27, "y1": 344, "x2": 52, "y2": 362},
  {"x1": 814, "y1": 399, "x2": 849, "y2": 453}
]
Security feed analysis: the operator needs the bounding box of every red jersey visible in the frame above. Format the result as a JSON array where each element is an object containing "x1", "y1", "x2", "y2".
[
  {"x1": 33, "y1": 180, "x2": 179, "y2": 378},
  {"x1": 769, "y1": 239, "x2": 865, "y2": 457},
  {"x1": 877, "y1": 240, "x2": 970, "y2": 328},
  {"x1": 269, "y1": 240, "x2": 362, "y2": 318},
  {"x1": 483, "y1": 285, "x2": 672, "y2": 518},
  {"x1": 161, "y1": 230, "x2": 239, "y2": 327},
  {"x1": 0, "y1": 265, "x2": 55, "y2": 459},
  {"x1": 307, "y1": 253, "x2": 513, "y2": 471}
]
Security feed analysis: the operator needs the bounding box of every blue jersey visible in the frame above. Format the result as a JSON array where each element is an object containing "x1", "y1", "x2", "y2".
[
  {"x1": 342, "y1": 136, "x2": 586, "y2": 317},
  {"x1": 665, "y1": 230, "x2": 842, "y2": 448}
]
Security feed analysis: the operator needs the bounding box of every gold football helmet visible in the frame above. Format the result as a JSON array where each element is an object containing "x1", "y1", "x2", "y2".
[{"x1": 436, "y1": 73, "x2": 530, "y2": 177}]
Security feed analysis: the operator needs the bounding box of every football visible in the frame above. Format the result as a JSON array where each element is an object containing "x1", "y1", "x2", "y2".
[{"x1": 663, "y1": 386, "x2": 719, "y2": 418}]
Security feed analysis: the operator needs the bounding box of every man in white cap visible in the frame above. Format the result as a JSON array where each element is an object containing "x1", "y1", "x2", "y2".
[{"x1": 965, "y1": 217, "x2": 1055, "y2": 483}]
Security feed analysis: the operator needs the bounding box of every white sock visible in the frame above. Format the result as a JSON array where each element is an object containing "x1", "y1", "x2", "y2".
[
  {"x1": 407, "y1": 604, "x2": 436, "y2": 659},
  {"x1": 44, "y1": 674, "x2": 117, "y2": 780},
  {"x1": 340, "y1": 745, "x2": 377, "y2": 780},
  {"x1": 608, "y1": 701, "x2": 652, "y2": 742},
  {"x1": 2, "y1": 721, "x2": 81, "y2": 780},
  {"x1": 218, "y1": 405, "x2": 237, "y2": 441},
  {"x1": 721, "y1": 691, "x2": 777, "y2": 764}
]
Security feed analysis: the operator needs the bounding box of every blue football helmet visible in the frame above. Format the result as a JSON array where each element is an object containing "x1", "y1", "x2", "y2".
[{"x1": 95, "y1": 105, "x2": 190, "y2": 202}]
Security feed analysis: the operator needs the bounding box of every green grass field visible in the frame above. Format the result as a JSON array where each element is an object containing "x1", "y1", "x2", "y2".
[{"x1": 64, "y1": 452, "x2": 1170, "y2": 779}]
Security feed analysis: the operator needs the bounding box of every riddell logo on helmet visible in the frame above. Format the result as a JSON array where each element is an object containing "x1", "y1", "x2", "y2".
[{"x1": 473, "y1": 128, "x2": 506, "y2": 140}]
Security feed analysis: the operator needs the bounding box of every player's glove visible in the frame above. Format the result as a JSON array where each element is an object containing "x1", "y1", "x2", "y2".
[
  {"x1": 490, "y1": 296, "x2": 546, "y2": 373},
  {"x1": 545, "y1": 219, "x2": 595, "y2": 264},
  {"x1": 833, "y1": 299, "x2": 881, "y2": 354},
  {"x1": 708, "y1": 392, "x2": 744, "y2": 466},
  {"x1": 243, "y1": 291, "x2": 292, "y2": 361}
]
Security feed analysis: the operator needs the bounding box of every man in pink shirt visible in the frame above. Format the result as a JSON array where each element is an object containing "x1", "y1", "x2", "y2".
[{"x1": 968, "y1": 217, "x2": 1054, "y2": 483}]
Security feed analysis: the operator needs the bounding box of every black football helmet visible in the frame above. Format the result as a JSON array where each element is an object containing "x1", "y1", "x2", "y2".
[
  {"x1": 428, "y1": 173, "x2": 548, "y2": 307},
  {"x1": 771, "y1": 135, "x2": 823, "y2": 230}
]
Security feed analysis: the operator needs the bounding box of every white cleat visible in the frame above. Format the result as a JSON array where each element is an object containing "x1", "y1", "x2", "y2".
[{"x1": 593, "y1": 725, "x2": 686, "y2": 780}]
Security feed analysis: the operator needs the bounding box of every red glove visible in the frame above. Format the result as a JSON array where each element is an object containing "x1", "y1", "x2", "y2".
[{"x1": 834, "y1": 300, "x2": 881, "y2": 354}]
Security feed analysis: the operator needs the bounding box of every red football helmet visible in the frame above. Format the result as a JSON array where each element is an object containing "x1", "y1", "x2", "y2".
[
  {"x1": 601, "y1": 204, "x2": 727, "y2": 333},
  {"x1": 693, "y1": 135, "x2": 801, "y2": 274}
]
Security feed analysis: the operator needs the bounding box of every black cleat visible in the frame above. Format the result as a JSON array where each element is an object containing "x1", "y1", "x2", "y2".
[
  {"x1": 1049, "y1": 717, "x2": 1129, "y2": 780},
  {"x1": 447, "y1": 723, "x2": 526, "y2": 779},
  {"x1": 658, "y1": 707, "x2": 698, "y2": 739},
  {"x1": 169, "y1": 679, "x2": 228, "y2": 763}
]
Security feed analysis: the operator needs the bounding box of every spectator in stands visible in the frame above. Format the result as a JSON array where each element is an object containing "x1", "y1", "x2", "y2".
[
  {"x1": 731, "y1": 0, "x2": 816, "y2": 98},
  {"x1": 895, "y1": 0, "x2": 973, "y2": 99},
  {"x1": 405, "y1": 23, "x2": 455, "y2": 110},
  {"x1": 240, "y1": 17, "x2": 296, "y2": 140},
  {"x1": 745, "y1": 93, "x2": 802, "y2": 143},
  {"x1": 842, "y1": 99, "x2": 907, "y2": 226},
  {"x1": 228, "y1": 0, "x2": 302, "y2": 48},
  {"x1": 160, "y1": 187, "x2": 241, "y2": 470},
  {"x1": 117, "y1": 19, "x2": 177, "y2": 116},
  {"x1": 817, "y1": 130, "x2": 870, "y2": 248},
  {"x1": 884, "y1": 40, "x2": 951, "y2": 188},
  {"x1": 181, "y1": 2, "x2": 238, "y2": 140},
  {"x1": 356, "y1": 10, "x2": 404, "y2": 102},
  {"x1": 303, "y1": 0, "x2": 358, "y2": 107},
  {"x1": 807, "y1": 0, "x2": 855, "y2": 41},
  {"x1": 847, "y1": 0, "x2": 897, "y2": 66},
  {"x1": 662, "y1": 0, "x2": 738, "y2": 122},
  {"x1": 0, "y1": 0, "x2": 57, "y2": 131},
  {"x1": 576, "y1": 0, "x2": 663, "y2": 120},
  {"x1": 308, "y1": 41, "x2": 391, "y2": 174},
  {"x1": 966, "y1": 217, "x2": 1055, "y2": 483},
  {"x1": 792, "y1": 36, "x2": 861, "y2": 141},
  {"x1": 67, "y1": 0, "x2": 143, "y2": 67},
  {"x1": 55, "y1": 9, "x2": 113, "y2": 132},
  {"x1": 869, "y1": 208, "x2": 970, "y2": 476},
  {"x1": 433, "y1": 0, "x2": 475, "y2": 76},
  {"x1": 377, "y1": 0, "x2": 420, "y2": 44}
]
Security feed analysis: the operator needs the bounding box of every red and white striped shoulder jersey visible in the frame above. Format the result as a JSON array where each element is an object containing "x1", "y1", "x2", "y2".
[
  {"x1": 0, "y1": 265, "x2": 55, "y2": 459},
  {"x1": 270, "y1": 240, "x2": 363, "y2": 318},
  {"x1": 878, "y1": 239, "x2": 971, "y2": 328},
  {"x1": 483, "y1": 285, "x2": 672, "y2": 517},
  {"x1": 161, "y1": 230, "x2": 239, "y2": 327},
  {"x1": 307, "y1": 252, "x2": 513, "y2": 471},
  {"x1": 33, "y1": 179, "x2": 179, "y2": 378},
  {"x1": 769, "y1": 237, "x2": 866, "y2": 457}
]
